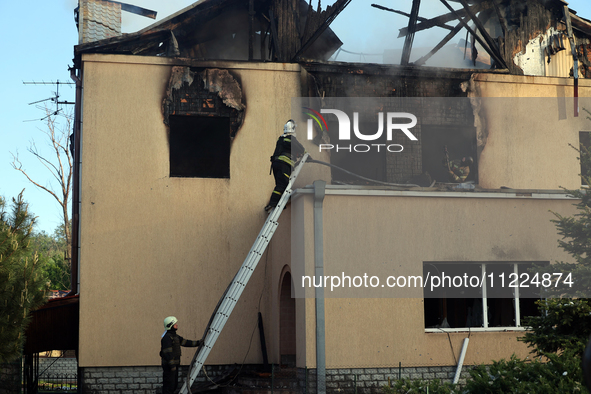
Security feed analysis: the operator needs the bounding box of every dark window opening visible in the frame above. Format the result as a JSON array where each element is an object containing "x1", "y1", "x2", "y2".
[
  {"x1": 422, "y1": 125, "x2": 477, "y2": 183},
  {"x1": 169, "y1": 115, "x2": 230, "y2": 178},
  {"x1": 423, "y1": 262, "x2": 543, "y2": 329}
]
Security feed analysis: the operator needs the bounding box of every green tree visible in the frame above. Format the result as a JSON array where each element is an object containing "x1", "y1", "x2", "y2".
[
  {"x1": 0, "y1": 192, "x2": 49, "y2": 363},
  {"x1": 30, "y1": 228, "x2": 70, "y2": 290},
  {"x1": 520, "y1": 299, "x2": 591, "y2": 357},
  {"x1": 463, "y1": 351, "x2": 586, "y2": 394}
]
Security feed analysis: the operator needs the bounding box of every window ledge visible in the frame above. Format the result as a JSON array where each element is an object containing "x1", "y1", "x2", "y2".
[{"x1": 425, "y1": 327, "x2": 527, "y2": 333}]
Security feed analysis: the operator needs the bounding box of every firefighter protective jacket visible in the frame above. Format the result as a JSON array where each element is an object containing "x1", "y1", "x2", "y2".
[
  {"x1": 271, "y1": 134, "x2": 305, "y2": 166},
  {"x1": 160, "y1": 329, "x2": 200, "y2": 366}
]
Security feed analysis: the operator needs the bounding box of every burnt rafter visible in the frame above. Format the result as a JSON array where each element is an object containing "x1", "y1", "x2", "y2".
[
  {"x1": 491, "y1": 0, "x2": 508, "y2": 37},
  {"x1": 401, "y1": 0, "x2": 422, "y2": 66},
  {"x1": 414, "y1": 18, "x2": 468, "y2": 66},
  {"x1": 269, "y1": 9, "x2": 282, "y2": 60},
  {"x1": 438, "y1": 0, "x2": 507, "y2": 68},
  {"x1": 455, "y1": 0, "x2": 507, "y2": 67},
  {"x1": 75, "y1": 29, "x2": 171, "y2": 57},
  {"x1": 398, "y1": 0, "x2": 493, "y2": 38},
  {"x1": 371, "y1": 4, "x2": 455, "y2": 32},
  {"x1": 292, "y1": 0, "x2": 352, "y2": 60}
]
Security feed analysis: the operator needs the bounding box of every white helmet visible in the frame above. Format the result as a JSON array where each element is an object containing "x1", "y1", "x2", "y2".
[
  {"x1": 164, "y1": 316, "x2": 178, "y2": 330},
  {"x1": 283, "y1": 119, "x2": 296, "y2": 135}
]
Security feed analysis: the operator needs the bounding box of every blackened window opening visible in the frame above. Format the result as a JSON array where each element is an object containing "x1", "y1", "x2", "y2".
[{"x1": 169, "y1": 115, "x2": 230, "y2": 178}]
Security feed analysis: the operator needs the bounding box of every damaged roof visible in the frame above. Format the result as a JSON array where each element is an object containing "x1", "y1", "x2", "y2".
[
  {"x1": 73, "y1": 0, "x2": 591, "y2": 77},
  {"x1": 369, "y1": 0, "x2": 591, "y2": 74},
  {"x1": 74, "y1": 0, "x2": 350, "y2": 67}
]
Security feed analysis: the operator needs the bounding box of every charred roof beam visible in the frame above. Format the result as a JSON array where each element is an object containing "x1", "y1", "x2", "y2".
[
  {"x1": 414, "y1": 17, "x2": 468, "y2": 66},
  {"x1": 454, "y1": 0, "x2": 507, "y2": 68},
  {"x1": 401, "y1": 0, "x2": 421, "y2": 66},
  {"x1": 438, "y1": 0, "x2": 507, "y2": 68},
  {"x1": 491, "y1": 0, "x2": 507, "y2": 38},
  {"x1": 398, "y1": 0, "x2": 493, "y2": 38},
  {"x1": 293, "y1": 0, "x2": 352, "y2": 61},
  {"x1": 269, "y1": 9, "x2": 281, "y2": 60}
]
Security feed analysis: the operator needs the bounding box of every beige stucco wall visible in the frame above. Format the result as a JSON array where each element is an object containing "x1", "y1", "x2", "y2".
[
  {"x1": 468, "y1": 73, "x2": 591, "y2": 190},
  {"x1": 78, "y1": 53, "x2": 589, "y2": 371},
  {"x1": 78, "y1": 54, "x2": 328, "y2": 367},
  {"x1": 288, "y1": 189, "x2": 576, "y2": 368}
]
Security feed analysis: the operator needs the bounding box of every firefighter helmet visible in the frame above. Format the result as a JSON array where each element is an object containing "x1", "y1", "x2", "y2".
[
  {"x1": 284, "y1": 119, "x2": 296, "y2": 135},
  {"x1": 164, "y1": 316, "x2": 178, "y2": 330}
]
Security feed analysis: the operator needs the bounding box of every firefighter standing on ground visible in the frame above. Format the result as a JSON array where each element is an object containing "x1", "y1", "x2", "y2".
[
  {"x1": 265, "y1": 119, "x2": 306, "y2": 212},
  {"x1": 160, "y1": 316, "x2": 200, "y2": 394}
]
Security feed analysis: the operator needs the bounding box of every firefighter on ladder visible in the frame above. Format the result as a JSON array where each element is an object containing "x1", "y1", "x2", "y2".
[{"x1": 265, "y1": 120, "x2": 306, "y2": 212}]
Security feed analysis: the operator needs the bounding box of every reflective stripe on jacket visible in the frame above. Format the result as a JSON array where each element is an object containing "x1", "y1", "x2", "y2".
[{"x1": 271, "y1": 134, "x2": 305, "y2": 166}]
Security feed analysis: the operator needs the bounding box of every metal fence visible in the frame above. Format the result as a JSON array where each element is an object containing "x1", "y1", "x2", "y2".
[
  {"x1": 22, "y1": 353, "x2": 78, "y2": 394},
  {"x1": 37, "y1": 373, "x2": 77, "y2": 392}
]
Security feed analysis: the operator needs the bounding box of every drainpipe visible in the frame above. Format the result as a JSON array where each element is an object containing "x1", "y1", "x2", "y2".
[
  {"x1": 453, "y1": 338, "x2": 470, "y2": 384},
  {"x1": 69, "y1": 65, "x2": 82, "y2": 296},
  {"x1": 564, "y1": 6, "x2": 579, "y2": 117},
  {"x1": 313, "y1": 180, "x2": 326, "y2": 394}
]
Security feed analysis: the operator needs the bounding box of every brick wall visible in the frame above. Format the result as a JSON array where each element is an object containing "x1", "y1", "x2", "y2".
[
  {"x1": 298, "y1": 365, "x2": 475, "y2": 394},
  {"x1": 82, "y1": 365, "x2": 233, "y2": 394},
  {"x1": 39, "y1": 357, "x2": 77, "y2": 376},
  {"x1": 81, "y1": 364, "x2": 476, "y2": 394}
]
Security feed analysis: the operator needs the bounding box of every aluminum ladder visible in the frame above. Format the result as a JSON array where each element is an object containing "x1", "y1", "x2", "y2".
[{"x1": 179, "y1": 153, "x2": 309, "y2": 394}]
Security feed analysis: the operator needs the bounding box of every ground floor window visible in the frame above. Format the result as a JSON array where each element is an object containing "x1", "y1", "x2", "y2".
[{"x1": 423, "y1": 262, "x2": 544, "y2": 331}]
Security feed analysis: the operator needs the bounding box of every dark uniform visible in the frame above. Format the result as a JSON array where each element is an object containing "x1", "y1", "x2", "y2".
[
  {"x1": 267, "y1": 133, "x2": 306, "y2": 209},
  {"x1": 447, "y1": 160, "x2": 470, "y2": 183},
  {"x1": 160, "y1": 329, "x2": 200, "y2": 394}
]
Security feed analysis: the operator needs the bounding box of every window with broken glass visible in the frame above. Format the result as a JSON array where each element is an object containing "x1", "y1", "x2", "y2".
[{"x1": 423, "y1": 262, "x2": 544, "y2": 331}]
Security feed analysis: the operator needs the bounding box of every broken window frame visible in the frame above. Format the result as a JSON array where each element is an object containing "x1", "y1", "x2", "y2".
[{"x1": 423, "y1": 261, "x2": 545, "y2": 332}]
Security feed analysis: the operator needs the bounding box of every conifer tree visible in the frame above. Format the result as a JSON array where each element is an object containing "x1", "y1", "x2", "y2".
[{"x1": 0, "y1": 192, "x2": 49, "y2": 363}]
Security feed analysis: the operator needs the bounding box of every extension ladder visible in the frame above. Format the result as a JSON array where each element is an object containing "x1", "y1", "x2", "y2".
[{"x1": 178, "y1": 153, "x2": 309, "y2": 394}]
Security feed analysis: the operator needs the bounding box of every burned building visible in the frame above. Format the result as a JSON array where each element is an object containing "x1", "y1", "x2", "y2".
[{"x1": 24, "y1": 0, "x2": 591, "y2": 393}]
